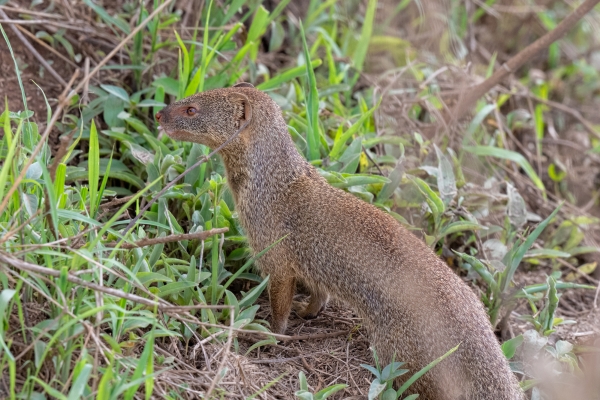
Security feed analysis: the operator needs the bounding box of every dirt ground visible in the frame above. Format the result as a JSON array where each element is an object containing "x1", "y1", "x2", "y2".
[{"x1": 1, "y1": 28, "x2": 68, "y2": 148}]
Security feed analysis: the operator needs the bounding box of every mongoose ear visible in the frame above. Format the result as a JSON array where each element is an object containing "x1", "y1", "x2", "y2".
[
  {"x1": 233, "y1": 82, "x2": 254, "y2": 88},
  {"x1": 227, "y1": 92, "x2": 253, "y2": 124}
]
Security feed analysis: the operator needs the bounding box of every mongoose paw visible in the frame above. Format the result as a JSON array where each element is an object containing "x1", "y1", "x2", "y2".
[
  {"x1": 269, "y1": 319, "x2": 287, "y2": 335},
  {"x1": 293, "y1": 300, "x2": 324, "y2": 319}
]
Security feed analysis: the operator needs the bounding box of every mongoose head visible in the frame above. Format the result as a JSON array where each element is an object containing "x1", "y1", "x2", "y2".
[{"x1": 155, "y1": 83, "x2": 256, "y2": 149}]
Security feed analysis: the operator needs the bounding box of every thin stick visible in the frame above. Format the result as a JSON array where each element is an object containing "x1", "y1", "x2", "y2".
[
  {"x1": 0, "y1": 252, "x2": 335, "y2": 342},
  {"x1": 15, "y1": 24, "x2": 79, "y2": 69},
  {"x1": 451, "y1": 0, "x2": 600, "y2": 121},
  {"x1": 82, "y1": 57, "x2": 90, "y2": 104},
  {"x1": 100, "y1": 228, "x2": 229, "y2": 249},
  {"x1": 0, "y1": 9, "x2": 67, "y2": 86},
  {"x1": 514, "y1": 91, "x2": 600, "y2": 141},
  {"x1": 243, "y1": 330, "x2": 350, "y2": 342},
  {"x1": 204, "y1": 309, "x2": 235, "y2": 398},
  {"x1": 71, "y1": 0, "x2": 175, "y2": 95},
  {"x1": 0, "y1": 209, "x2": 41, "y2": 245},
  {"x1": 99, "y1": 194, "x2": 135, "y2": 209},
  {"x1": 0, "y1": 18, "x2": 93, "y2": 32}
]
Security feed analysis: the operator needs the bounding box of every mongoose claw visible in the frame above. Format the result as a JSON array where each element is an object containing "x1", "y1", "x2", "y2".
[{"x1": 293, "y1": 300, "x2": 326, "y2": 319}]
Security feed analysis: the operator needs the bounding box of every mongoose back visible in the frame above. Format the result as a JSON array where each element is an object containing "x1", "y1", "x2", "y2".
[{"x1": 155, "y1": 84, "x2": 524, "y2": 400}]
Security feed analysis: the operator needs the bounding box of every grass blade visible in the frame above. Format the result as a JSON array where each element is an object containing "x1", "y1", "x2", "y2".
[
  {"x1": 396, "y1": 344, "x2": 460, "y2": 396},
  {"x1": 247, "y1": 5, "x2": 270, "y2": 61},
  {"x1": 66, "y1": 363, "x2": 92, "y2": 400},
  {"x1": 502, "y1": 203, "x2": 562, "y2": 291},
  {"x1": 0, "y1": 126, "x2": 20, "y2": 207},
  {"x1": 256, "y1": 59, "x2": 323, "y2": 91},
  {"x1": 300, "y1": 21, "x2": 321, "y2": 161},
  {"x1": 464, "y1": 145, "x2": 546, "y2": 196},
  {"x1": 329, "y1": 100, "x2": 380, "y2": 160},
  {"x1": 353, "y1": 0, "x2": 377, "y2": 73}
]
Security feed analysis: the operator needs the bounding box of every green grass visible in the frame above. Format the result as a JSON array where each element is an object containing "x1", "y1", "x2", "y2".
[{"x1": 0, "y1": 0, "x2": 599, "y2": 398}]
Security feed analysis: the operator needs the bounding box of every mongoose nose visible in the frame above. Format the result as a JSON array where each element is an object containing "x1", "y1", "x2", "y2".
[{"x1": 155, "y1": 111, "x2": 163, "y2": 122}]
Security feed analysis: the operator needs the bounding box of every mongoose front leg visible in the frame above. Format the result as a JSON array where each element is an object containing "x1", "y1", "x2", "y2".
[
  {"x1": 295, "y1": 287, "x2": 329, "y2": 319},
  {"x1": 268, "y1": 273, "x2": 296, "y2": 334}
]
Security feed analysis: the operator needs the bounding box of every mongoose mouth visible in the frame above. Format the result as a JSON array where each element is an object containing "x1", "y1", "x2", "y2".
[
  {"x1": 156, "y1": 124, "x2": 167, "y2": 139},
  {"x1": 156, "y1": 124, "x2": 197, "y2": 143},
  {"x1": 156, "y1": 124, "x2": 174, "y2": 139},
  {"x1": 155, "y1": 111, "x2": 179, "y2": 139}
]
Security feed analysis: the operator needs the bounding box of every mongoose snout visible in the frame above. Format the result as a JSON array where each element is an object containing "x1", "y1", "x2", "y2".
[{"x1": 156, "y1": 83, "x2": 524, "y2": 399}]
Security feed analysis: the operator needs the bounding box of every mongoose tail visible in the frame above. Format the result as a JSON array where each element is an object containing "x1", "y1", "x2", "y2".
[{"x1": 155, "y1": 84, "x2": 524, "y2": 400}]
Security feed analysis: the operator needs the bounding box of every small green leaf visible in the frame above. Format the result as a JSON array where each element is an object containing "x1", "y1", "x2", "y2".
[
  {"x1": 382, "y1": 388, "x2": 398, "y2": 400},
  {"x1": 352, "y1": 0, "x2": 377, "y2": 73},
  {"x1": 299, "y1": 371, "x2": 309, "y2": 391},
  {"x1": 454, "y1": 251, "x2": 496, "y2": 289},
  {"x1": 397, "y1": 344, "x2": 459, "y2": 396},
  {"x1": 315, "y1": 384, "x2": 348, "y2": 399},
  {"x1": 330, "y1": 101, "x2": 380, "y2": 160},
  {"x1": 0, "y1": 289, "x2": 17, "y2": 336},
  {"x1": 137, "y1": 272, "x2": 173, "y2": 286},
  {"x1": 464, "y1": 146, "x2": 545, "y2": 196},
  {"x1": 67, "y1": 364, "x2": 92, "y2": 400},
  {"x1": 239, "y1": 276, "x2": 269, "y2": 309},
  {"x1": 409, "y1": 176, "x2": 445, "y2": 228},
  {"x1": 440, "y1": 221, "x2": 486, "y2": 237},
  {"x1": 548, "y1": 163, "x2": 566, "y2": 182},
  {"x1": 100, "y1": 84, "x2": 130, "y2": 102},
  {"x1": 156, "y1": 282, "x2": 197, "y2": 298},
  {"x1": 501, "y1": 335, "x2": 524, "y2": 359},
  {"x1": 245, "y1": 336, "x2": 277, "y2": 355},
  {"x1": 465, "y1": 103, "x2": 496, "y2": 138},
  {"x1": 367, "y1": 379, "x2": 386, "y2": 400}
]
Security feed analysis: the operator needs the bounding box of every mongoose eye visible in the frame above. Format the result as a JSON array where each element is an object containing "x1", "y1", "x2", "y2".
[{"x1": 186, "y1": 107, "x2": 197, "y2": 116}]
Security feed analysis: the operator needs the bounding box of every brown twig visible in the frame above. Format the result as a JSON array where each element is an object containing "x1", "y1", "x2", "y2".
[
  {"x1": 0, "y1": 209, "x2": 41, "y2": 245},
  {"x1": 14, "y1": 24, "x2": 79, "y2": 69},
  {"x1": 0, "y1": 8, "x2": 68, "y2": 86},
  {"x1": 514, "y1": 91, "x2": 600, "y2": 141},
  {"x1": 0, "y1": 251, "x2": 167, "y2": 309},
  {"x1": 99, "y1": 195, "x2": 136, "y2": 209},
  {"x1": 71, "y1": 0, "x2": 175, "y2": 95},
  {"x1": 204, "y1": 309, "x2": 235, "y2": 398},
  {"x1": 0, "y1": 18, "x2": 94, "y2": 32},
  {"x1": 102, "y1": 228, "x2": 229, "y2": 249},
  {"x1": 250, "y1": 352, "x2": 323, "y2": 364},
  {"x1": 451, "y1": 0, "x2": 600, "y2": 122},
  {"x1": 0, "y1": 252, "x2": 340, "y2": 343},
  {"x1": 82, "y1": 57, "x2": 90, "y2": 104},
  {"x1": 48, "y1": 129, "x2": 77, "y2": 180},
  {"x1": 271, "y1": 330, "x2": 349, "y2": 342}
]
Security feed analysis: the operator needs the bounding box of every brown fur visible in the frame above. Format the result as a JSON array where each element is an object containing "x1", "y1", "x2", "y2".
[{"x1": 156, "y1": 85, "x2": 524, "y2": 399}]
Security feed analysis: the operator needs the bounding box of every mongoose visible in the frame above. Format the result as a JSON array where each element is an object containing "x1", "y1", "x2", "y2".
[{"x1": 155, "y1": 84, "x2": 524, "y2": 400}]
